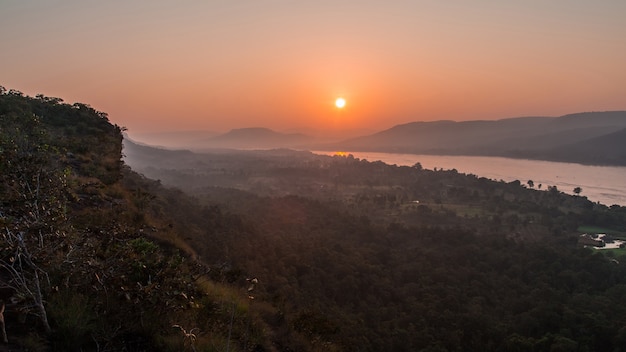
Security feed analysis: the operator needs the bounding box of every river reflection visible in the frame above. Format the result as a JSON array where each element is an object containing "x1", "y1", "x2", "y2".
[{"x1": 314, "y1": 151, "x2": 626, "y2": 207}]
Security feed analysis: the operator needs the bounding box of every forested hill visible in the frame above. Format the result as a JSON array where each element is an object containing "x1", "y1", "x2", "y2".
[
  {"x1": 4, "y1": 86, "x2": 626, "y2": 351},
  {"x1": 125, "y1": 136, "x2": 626, "y2": 351},
  {"x1": 0, "y1": 87, "x2": 307, "y2": 351}
]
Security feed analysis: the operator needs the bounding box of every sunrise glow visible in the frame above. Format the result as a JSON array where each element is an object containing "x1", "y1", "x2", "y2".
[{"x1": 1, "y1": 2, "x2": 625, "y2": 135}]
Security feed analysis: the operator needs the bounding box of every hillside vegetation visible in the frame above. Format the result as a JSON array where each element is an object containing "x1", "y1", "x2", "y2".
[
  {"x1": 125, "y1": 137, "x2": 626, "y2": 351},
  {"x1": 3, "y1": 86, "x2": 626, "y2": 351},
  {"x1": 0, "y1": 88, "x2": 301, "y2": 351}
]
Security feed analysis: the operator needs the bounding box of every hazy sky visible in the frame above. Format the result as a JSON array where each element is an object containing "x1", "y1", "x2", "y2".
[{"x1": 2, "y1": 1, "x2": 625, "y2": 134}]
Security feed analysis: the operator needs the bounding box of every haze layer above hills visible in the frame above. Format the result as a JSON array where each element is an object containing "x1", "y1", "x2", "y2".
[{"x1": 132, "y1": 111, "x2": 626, "y2": 166}]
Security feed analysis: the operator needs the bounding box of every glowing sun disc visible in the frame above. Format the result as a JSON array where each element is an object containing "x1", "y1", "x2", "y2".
[{"x1": 335, "y1": 97, "x2": 346, "y2": 109}]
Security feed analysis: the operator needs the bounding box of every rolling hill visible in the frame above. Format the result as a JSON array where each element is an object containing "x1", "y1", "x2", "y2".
[
  {"x1": 134, "y1": 111, "x2": 626, "y2": 166},
  {"x1": 203, "y1": 127, "x2": 314, "y2": 149},
  {"x1": 126, "y1": 111, "x2": 626, "y2": 166},
  {"x1": 325, "y1": 111, "x2": 626, "y2": 165}
]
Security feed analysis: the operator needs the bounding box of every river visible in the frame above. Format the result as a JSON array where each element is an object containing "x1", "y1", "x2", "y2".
[{"x1": 314, "y1": 151, "x2": 626, "y2": 207}]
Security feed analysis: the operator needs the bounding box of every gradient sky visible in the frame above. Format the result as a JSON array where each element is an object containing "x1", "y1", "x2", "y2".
[{"x1": 2, "y1": 1, "x2": 625, "y2": 134}]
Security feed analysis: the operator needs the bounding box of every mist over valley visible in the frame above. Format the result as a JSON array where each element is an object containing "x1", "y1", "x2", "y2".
[{"x1": 130, "y1": 111, "x2": 626, "y2": 167}]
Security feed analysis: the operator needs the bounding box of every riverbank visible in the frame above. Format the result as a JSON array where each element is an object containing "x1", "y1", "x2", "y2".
[{"x1": 314, "y1": 151, "x2": 626, "y2": 207}]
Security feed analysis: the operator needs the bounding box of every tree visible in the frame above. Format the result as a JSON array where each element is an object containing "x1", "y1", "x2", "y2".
[
  {"x1": 1, "y1": 228, "x2": 52, "y2": 333},
  {"x1": 0, "y1": 109, "x2": 68, "y2": 333},
  {"x1": 573, "y1": 187, "x2": 582, "y2": 196},
  {"x1": 527, "y1": 180, "x2": 534, "y2": 189}
]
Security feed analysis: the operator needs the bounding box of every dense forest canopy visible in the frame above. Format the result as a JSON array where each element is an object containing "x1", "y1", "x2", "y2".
[
  {"x1": 124, "y1": 133, "x2": 626, "y2": 351},
  {"x1": 2, "y1": 87, "x2": 626, "y2": 351}
]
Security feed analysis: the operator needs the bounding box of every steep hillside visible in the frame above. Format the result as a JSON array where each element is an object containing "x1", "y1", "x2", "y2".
[{"x1": 0, "y1": 88, "x2": 304, "y2": 351}]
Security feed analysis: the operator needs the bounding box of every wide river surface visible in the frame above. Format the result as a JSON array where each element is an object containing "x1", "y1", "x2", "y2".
[{"x1": 313, "y1": 151, "x2": 626, "y2": 207}]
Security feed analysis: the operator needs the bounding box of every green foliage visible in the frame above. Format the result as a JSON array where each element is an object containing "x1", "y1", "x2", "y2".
[
  {"x1": 577, "y1": 225, "x2": 625, "y2": 236},
  {"x1": 129, "y1": 237, "x2": 159, "y2": 255},
  {"x1": 125, "y1": 143, "x2": 626, "y2": 351}
]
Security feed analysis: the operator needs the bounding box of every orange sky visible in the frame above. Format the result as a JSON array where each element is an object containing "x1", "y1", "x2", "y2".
[{"x1": 2, "y1": 1, "x2": 625, "y2": 135}]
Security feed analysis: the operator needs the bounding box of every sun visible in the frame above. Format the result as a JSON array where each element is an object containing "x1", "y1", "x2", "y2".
[{"x1": 335, "y1": 97, "x2": 346, "y2": 109}]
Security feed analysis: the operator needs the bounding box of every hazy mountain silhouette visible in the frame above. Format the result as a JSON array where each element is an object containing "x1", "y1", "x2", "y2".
[
  {"x1": 325, "y1": 111, "x2": 626, "y2": 165},
  {"x1": 523, "y1": 127, "x2": 626, "y2": 165},
  {"x1": 284, "y1": 126, "x2": 376, "y2": 142},
  {"x1": 128, "y1": 111, "x2": 626, "y2": 165},
  {"x1": 129, "y1": 130, "x2": 219, "y2": 149},
  {"x1": 122, "y1": 136, "x2": 198, "y2": 170},
  {"x1": 203, "y1": 127, "x2": 314, "y2": 149}
]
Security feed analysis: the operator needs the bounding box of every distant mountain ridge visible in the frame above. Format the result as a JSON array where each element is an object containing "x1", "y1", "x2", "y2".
[
  {"x1": 203, "y1": 127, "x2": 314, "y2": 149},
  {"x1": 129, "y1": 130, "x2": 219, "y2": 149},
  {"x1": 129, "y1": 111, "x2": 626, "y2": 166},
  {"x1": 326, "y1": 111, "x2": 626, "y2": 166}
]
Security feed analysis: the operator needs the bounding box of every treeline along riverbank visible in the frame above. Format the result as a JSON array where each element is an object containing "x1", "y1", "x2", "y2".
[{"x1": 313, "y1": 151, "x2": 626, "y2": 207}]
